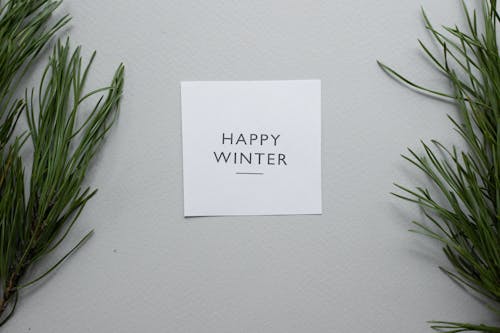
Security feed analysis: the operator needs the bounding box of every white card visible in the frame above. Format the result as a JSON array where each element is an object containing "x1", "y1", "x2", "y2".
[{"x1": 181, "y1": 80, "x2": 322, "y2": 217}]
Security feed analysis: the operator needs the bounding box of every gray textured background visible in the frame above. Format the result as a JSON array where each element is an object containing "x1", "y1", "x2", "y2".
[{"x1": 5, "y1": 0, "x2": 499, "y2": 332}]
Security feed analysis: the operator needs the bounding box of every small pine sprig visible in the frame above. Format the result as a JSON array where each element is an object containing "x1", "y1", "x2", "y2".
[
  {"x1": 379, "y1": 0, "x2": 500, "y2": 332},
  {"x1": 0, "y1": 39, "x2": 124, "y2": 325},
  {"x1": 0, "y1": 0, "x2": 125, "y2": 327}
]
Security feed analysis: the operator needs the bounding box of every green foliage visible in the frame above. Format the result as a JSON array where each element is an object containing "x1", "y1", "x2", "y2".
[
  {"x1": 0, "y1": 0, "x2": 69, "y2": 149},
  {"x1": 0, "y1": 0, "x2": 124, "y2": 326},
  {"x1": 379, "y1": 0, "x2": 500, "y2": 332}
]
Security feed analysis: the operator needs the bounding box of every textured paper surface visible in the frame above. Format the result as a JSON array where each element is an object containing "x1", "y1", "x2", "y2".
[{"x1": 181, "y1": 80, "x2": 322, "y2": 216}]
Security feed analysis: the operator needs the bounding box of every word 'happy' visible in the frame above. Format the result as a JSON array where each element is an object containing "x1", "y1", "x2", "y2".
[{"x1": 213, "y1": 133, "x2": 287, "y2": 166}]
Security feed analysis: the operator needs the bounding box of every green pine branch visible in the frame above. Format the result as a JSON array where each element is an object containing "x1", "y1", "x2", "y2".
[
  {"x1": 0, "y1": 0, "x2": 125, "y2": 326},
  {"x1": 379, "y1": 0, "x2": 500, "y2": 332}
]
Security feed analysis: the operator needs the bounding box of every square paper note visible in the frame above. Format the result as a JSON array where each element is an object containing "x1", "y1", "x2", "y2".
[{"x1": 181, "y1": 80, "x2": 322, "y2": 217}]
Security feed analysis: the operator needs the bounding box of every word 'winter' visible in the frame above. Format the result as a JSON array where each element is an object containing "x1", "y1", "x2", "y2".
[{"x1": 214, "y1": 132, "x2": 287, "y2": 166}]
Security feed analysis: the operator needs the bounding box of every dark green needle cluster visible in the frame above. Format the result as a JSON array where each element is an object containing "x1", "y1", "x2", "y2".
[
  {"x1": 379, "y1": 1, "x2": 500, "y2": 331},
  {"x1": 0, "y1": 0, "x2": 124, "y2": 326}
]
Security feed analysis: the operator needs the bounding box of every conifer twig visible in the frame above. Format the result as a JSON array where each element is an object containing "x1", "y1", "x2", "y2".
[
  {"x1": 0, "y1": 0, "x2": 125, "y2": 326},
  {"x1": 379, "y1": 0, "x2": 500, "y2": 331}
]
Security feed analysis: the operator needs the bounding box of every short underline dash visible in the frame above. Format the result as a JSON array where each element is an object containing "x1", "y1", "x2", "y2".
[{"x1": 236, "y1": 172, "x2": 264, "y2": 175}]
